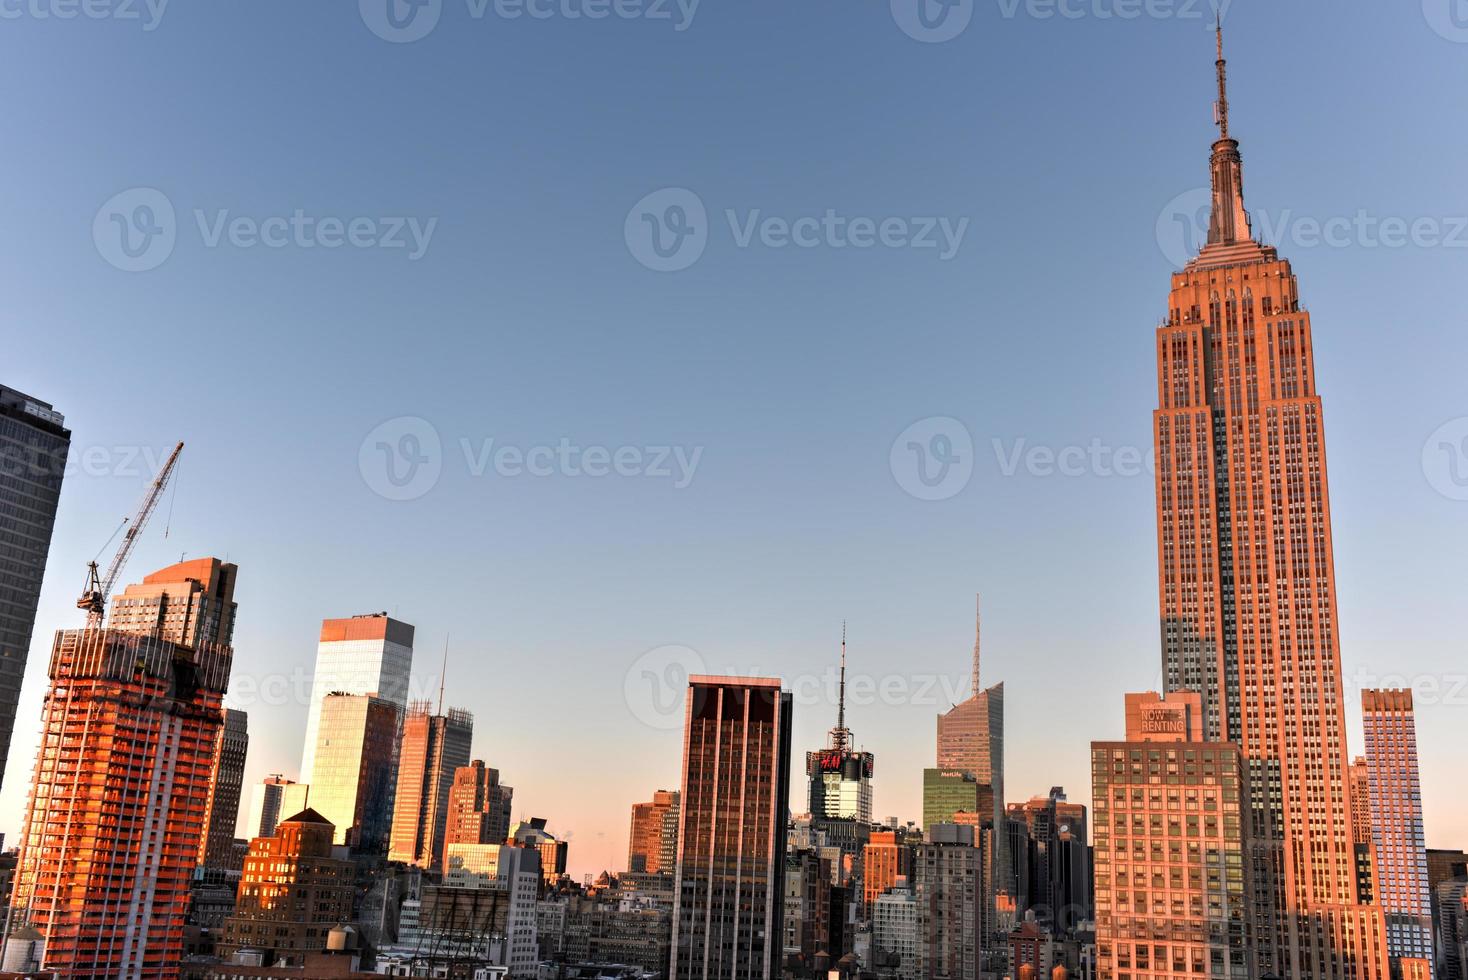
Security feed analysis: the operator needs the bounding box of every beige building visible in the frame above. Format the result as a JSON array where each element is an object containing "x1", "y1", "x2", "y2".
[{"x1": 1093, "y1": 691, "x2": 1251, "y2": 980}]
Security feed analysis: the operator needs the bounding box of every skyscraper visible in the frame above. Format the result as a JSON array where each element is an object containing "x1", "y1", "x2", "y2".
[
  {"x1": 107, "y1": 556, "x2": 239, "y2": 650},
  {"x1": 807, "y1": 627, "x2": 874, "y2": 824},
  {"x1": 629, "y1": 789, "x2": 680, "y2": 874},
  {"x1": 670, "y1": 675, "x2": 793, "y2": 980},
  {"x1": 388, "y1": 702, "x2": 474, "y2": 870},
  {"x1": 1151, "y1": 29, "x2": 1389, "y2": 980},
  {"x1": 863, "y1": 829, "x2": 911, "y2": 909},
  {"x1": 922, "y1": 768, "x2": 981, "y2": 834},
  {"x1": 245, "y1": 775, "x2": 311, "y2": 840},
  {"x1": 1362, "y1": 689, "x2": 1435, "y2": 973},
  {"x1": 445, "y1": 760, "x2": 516, "y2": 856},
  {"x1": 309, "y1": 692, "x2": 401, "y2": 851},
  {"x1": 0, "y1": 385, "x2": 70, "y2": 793},
  {"x1": 199, "y1": 708, "x2": 250, "y2": 872},
  {"x1": 1351, "y1": 757, "x2": 1376, "y2": 904},
  {"x1": 913, "y1": 823, "x2": 983, "y2": 980},
  {"x1": 8, "y1": 561, "x2": 236, "y2": 979},
  {"x1": 301, "y1": 612, "x2": 414, "y2": 783},
  {"x1": 1092, "y1": 691, "x2": 1251, "y2": 980},
  {"x1": 936, "y1": 597, "x2": 1004, "y2": 881}
]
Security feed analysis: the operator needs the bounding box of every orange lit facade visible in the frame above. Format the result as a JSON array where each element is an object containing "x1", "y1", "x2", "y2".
[
  {"x1": 863, "y1": 829, "x2": 911, "y2": 909},
  {"x1": 387, "y1": 703, "x2": 473, "y2": 870},
  {"x1": 444, "y1": 759, "x2": 515, "y2": 859},
  {"x1": 10, "y1": 625, "x2": 234, "y2": 978},
  {"x1": 628, "y1": 789, "x2": 679, "y2": 874},
  {"x1": 1361, "y1": 690, "x2": 1435, "y2": 972},
  {"x1": 1152, "y1": 32, "x2": 1388, "y2": 980},
  {"x1": 217, "y1": 808, "x2": 356, "y2": 964},
  {"x1": 107, "y1": 557, "x2": 238, "y2": 650}
]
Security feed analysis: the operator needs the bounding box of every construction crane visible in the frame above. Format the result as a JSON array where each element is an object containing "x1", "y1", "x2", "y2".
[{"x1": 77, "y1": 441, "x2": 184, "y2": 628}]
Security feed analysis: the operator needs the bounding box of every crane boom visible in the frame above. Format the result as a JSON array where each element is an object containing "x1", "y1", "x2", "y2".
[{"x1": 78, "y1": 441, "x2": 184, "y2": 628}]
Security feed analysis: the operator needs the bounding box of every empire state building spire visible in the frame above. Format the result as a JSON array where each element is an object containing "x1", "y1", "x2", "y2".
[{"x1": 1206, "y1": 22, "x2": 1253, "y2": 248}]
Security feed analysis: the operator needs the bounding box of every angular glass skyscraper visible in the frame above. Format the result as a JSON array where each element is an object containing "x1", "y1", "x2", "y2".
[
  {"x1": 300, "y1": 612, "x2": 414, "y2": 783},
  {"x1": 0, "y1": 385, "x2": 70, "y2": 792},
  {"x1": 1152, "y1": 30, "x2": 1389, "y2": 980},
  {"x1": 936, "y1": 597, "x2": 1004, "y2": 898}
]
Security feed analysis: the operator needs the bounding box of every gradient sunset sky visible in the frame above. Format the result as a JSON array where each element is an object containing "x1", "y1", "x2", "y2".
[{"x1": 2, "y1": 0, "x2": 1466, "y2": 877}]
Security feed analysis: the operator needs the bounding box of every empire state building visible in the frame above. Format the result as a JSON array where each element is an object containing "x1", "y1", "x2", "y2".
[{"x1": 1151, "y1": 29, "x2": 1390, "y2": 980}]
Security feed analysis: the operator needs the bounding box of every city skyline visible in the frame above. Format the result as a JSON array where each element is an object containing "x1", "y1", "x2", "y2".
[{"x1": 2, "y1": 3, "x2": 1466, "y2": 890}]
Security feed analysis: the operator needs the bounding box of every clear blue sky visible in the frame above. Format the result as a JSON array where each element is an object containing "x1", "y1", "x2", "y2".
[{"x1": 3, "y1": 0, "x2": 1466, "y2": 877}]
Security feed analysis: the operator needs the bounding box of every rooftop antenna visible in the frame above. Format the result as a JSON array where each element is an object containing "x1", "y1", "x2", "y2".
[
  {"x1": 1213, "y1": 15, "x2": 1229, "y2": 139},
  {"x1": 831, "y1": 621, "x2": 850, "y2": 753},
  {"x1": 438, "y1": 634, "x2": 449, "y2": 716},
  {"x1": 971, "y1": 593, "x2": 983, "y2": 696}
]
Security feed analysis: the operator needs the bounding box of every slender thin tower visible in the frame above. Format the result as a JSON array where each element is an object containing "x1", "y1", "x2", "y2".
[
  {"x1": 830, "y1": 621, "x2": 849, "y2": 753},
  {"x1": 971, "y1": 593, "x2": 981, "y2": 696},
  {"x1": 437, "y1": 634, "x2": 449, "y2": 715}
]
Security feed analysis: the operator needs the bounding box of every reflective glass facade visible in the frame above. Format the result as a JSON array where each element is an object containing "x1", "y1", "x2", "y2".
[
  {"x1": 301, "y1": 613, "x2": 414, "y2": 783},
  {"x1": 0, "y1": 385, "x2": 69, "y2": 793}
]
